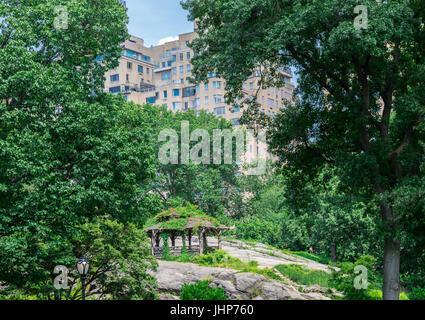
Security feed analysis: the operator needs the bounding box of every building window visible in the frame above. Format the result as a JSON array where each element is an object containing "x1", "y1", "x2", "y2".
[
  {"x1": 187, "y1": 64, "x2": 191, "y2": 72},
  {"x1": 213, "y1": 81, "x2": 222, "y2": 89},
  {"x1": 182, "y1": 86, "x2": 196, "y2": 97},
  {"x1": 126, "y1": 50, "x2": 137, "y2": 59},
  {"x1": 126, "y1": 74, "x2": 129, "y2": 81},
  {"x1": 173, "y1": 89, "x2": 180, "y2": 97},
  {"x1": 168, "y1": 60, "x2": 173, "y2": 67},
  {"x1": 138, "y1": 65, "x2": 143, "y2": 73},
  {"x1": 172, "y1": 55, "x2": 177, "y2": 62},
  {"x1": 268, "y1": 98, "x2": 274, "y2": 107},
  {"x1": 184, "y1": 102, "x2": 189, "y2": 110},
  {"x1": 187, "y1": 52, "x2": 191, "y2": 60},
  {"x1": 164, "y1": 90, "x2": 168, "y2": 98},
  {"x1": 205, "y1": 96, "x2": 209, "y2": 105},
  {"x1": 214, "y1": 107, "x2": 226, "y2": 115},
  {"x1": 213, "y1": 95, "x2": 223, "y2": 103},
  {"x1": 232, "y1": 105, "x2": 240, "y2": 113},
  {"x1": 180, "y1": 66, "x2": 184, "y2": 74},
  {"x1": 180, "y1": 78, "x2": 184, "y2": 84},
  {"x1": 196, "y1": 85, "x2": 200, "y2": 93},
  {"x1": 109, "y1": 86, "x2": 121, "y2": 93},
  {"x1": 172, "y1": 67, "x2": 177, "y2": 75},
  {"x1": 172, "y1": 102, "x2": 181, "y2": 111},
  {"x1": 250, "y1": 82, "x2": 254, "y2": 90},
  {"x1": 110, "y1": 74, "x2": 119, "y2": 82},
  {"x1": 147, "y1": 96, "x2": 156, "y2": 104},
  {"x1": 232, "y1": 118, "x2": 240, "y2": 126},
  {"x1": 205, "y1": 83, "x2": 209, "y2": 91},
  {"x1": 127, "y1": 62, "x2": 132, "y2": 69},
  {"x1": 180, "y1": 53, "x2": 184, "y2": 61},
  {"x1": 208, "y1": 73, "x2": 216, "y2": 78},
  {"x1": 146, "y1": 68, "x2": 150, "y2": 74},
  {"x1": 161, "y1": 72, "x2": 171, "y2": 80}
]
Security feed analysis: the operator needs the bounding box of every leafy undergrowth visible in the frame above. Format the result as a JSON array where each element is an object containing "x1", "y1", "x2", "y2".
[
  {"x1": 275, "y1": 264, "x2": 332, "y2": 288},
  {"x1": 180, "y1": 280, "x2": 228, "y2": 300},
  {"x1": 164, "y1": 250, "x2": 281, "y2": 280}
]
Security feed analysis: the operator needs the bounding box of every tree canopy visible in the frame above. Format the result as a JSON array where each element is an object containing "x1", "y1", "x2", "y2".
[{"x1": 182, "y1": 0, "x2": 425, "y2": 299}]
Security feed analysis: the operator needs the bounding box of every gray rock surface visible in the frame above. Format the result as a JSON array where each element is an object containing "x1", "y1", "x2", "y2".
[
  {"x1": 152, "y1": 260, "x2": 331, "y2": 300},
  {"x1": 153, "y1": 237, "x2": 337, "y2": 300}
]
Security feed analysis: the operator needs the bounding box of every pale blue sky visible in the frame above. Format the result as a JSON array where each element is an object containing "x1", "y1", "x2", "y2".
[{"x1": 125, "y1": 0, "x2": 194, "y2": 47}]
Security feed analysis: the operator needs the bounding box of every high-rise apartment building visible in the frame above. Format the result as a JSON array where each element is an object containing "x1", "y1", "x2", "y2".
[{"x1": 104, "y1": 31, "x2": 295, "y2": 163}]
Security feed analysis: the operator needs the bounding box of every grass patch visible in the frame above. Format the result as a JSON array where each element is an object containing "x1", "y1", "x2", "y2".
[
  {"x1": 166, "y1": 249, "x2": 281, "y2": 281},
  {"x1": 275, "y1": 264, "x2": 332, "y2": 288},
  {"x1": 292, "y1": 251, "x2": 331, "y2": 265}
]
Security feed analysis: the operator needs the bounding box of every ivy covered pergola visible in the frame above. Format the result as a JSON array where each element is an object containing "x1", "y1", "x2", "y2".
[{"x1": 144, "y1": 205, "x2": 233, "y2": 257}]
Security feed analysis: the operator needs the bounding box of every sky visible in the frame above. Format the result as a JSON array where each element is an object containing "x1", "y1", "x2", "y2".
[
  {"x1": 125, "y1": 0, "x2": 194, "y2": 47},
  {"x1": 123, "y1": 0, "x2": 298, "y2": 86}
]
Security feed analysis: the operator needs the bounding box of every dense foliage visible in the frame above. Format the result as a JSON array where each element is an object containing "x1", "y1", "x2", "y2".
[
  {"x1": 146, "y1": 203, "x2": 222, "y2": 231},
  {"x1": 182, "y1": 0, "x2": 425, "y2": 300},
  {"x1": 149, "y1": 108, "x2": 242, "y2": 217},
  {"x1": 180, "y1": 280, "x2": 228, "y2": 300},
  {"x1": 0, "y1": 0, "x2": 161, "y2": 299}
]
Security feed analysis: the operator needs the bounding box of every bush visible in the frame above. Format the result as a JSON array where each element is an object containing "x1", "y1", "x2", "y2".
[
  {"x1": 235, "y1": 216, "x2": 282, "y2": 247},
  {"x1": 330, "y1": 255, "x2": 380, "y2": 300},
  {"x1": 275, "y1": 264, "x2": 331, "y2": 287},
  {"x1": 409, "y1": 287, "x2": 425, "y2": 300},
  {"x1": 180, "y1": 280, "x2": 228, "y2": 300},
  {"x1": 367, "y1": 289, "x2": 409, "y2": 300}
]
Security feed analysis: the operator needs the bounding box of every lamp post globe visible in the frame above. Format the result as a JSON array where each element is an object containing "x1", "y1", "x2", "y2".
[{"x1": 76, "y1": 257, "x2": 90, "y2": 300}]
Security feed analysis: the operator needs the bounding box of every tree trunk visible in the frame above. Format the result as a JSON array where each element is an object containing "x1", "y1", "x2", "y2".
[
  {"x1": 381, "y1": 202, "x2": 400, "y2": 300},
  {"x1": 331, "y1": 244, "x2": 337, "y2": 263},
  {"x1": 383, "y1": 237, "x2": 400, "y2": 300}
]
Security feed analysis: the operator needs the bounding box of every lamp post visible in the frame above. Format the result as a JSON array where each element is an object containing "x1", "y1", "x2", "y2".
[{"x1": 76, "y1": 257, "x2": 90, "y2": 300}]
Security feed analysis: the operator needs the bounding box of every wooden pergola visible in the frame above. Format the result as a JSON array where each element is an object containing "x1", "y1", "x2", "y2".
[{"x1": 144, "y1": 209, "x2": 233, "y2": 257}]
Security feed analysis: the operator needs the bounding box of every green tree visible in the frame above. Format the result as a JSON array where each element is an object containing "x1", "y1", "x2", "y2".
[
  {"x1": 0, "y1": 0, "x2": 160, "y2": 297},
  {"x1": 69, "y1": 219, "x2": 158, "y2": 300},
  {"x1": 151, "y1": 107, "x2": 242, "y2": 217},
  {"x1": 182, "y1": 0, "x2": 425, "y2": 299}
]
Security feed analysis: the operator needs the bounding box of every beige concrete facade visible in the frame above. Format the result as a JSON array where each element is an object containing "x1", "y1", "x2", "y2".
[{"x1": 104, "y1": 32, "x2": 295, "y2": 163}]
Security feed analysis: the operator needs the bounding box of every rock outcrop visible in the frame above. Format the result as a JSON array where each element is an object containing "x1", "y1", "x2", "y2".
[{"x1": 153, "y1": 260, "x2": 331, "y2": 300}]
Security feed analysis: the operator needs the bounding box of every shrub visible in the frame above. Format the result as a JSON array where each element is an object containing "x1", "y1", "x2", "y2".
[
  {"x1": 180, "y1": 280, "x2": 228, "y2": 300},
  {"x1": 275, "y1": 264, "x2": 331, "y2": 287},
  {"x1": 409, "y1": 287, "x2": 425, "y2": 300},
  {"x1": 330, "y1": 255, "x2": 380, "y2": 300},
  {"x1": 367, "y1": 289, "x2": 409, "y2": 300}
]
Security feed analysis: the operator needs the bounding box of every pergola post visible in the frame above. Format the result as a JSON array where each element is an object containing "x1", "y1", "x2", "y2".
[
  {"x1": 199, "y1": 229, "x2": 204, "y2": 255},
  {"x1": 218, "y1": 230, "x2": 222, "y2": 250},
  {"x1": 170, "y1": 231, "x2": 176, "y2": 248},
  {"x1": 202, "y1": 230, "x2": 208, "y2": 253},
  {"x1": 155, "y1": 231, "x2": 160, "y2": 247},
  {"x1": 188, "y1": 230, "x2": 192, "y2": 250},
  {"x1": 150, "y1": 232, "x2": 155, "y2": 256}
]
